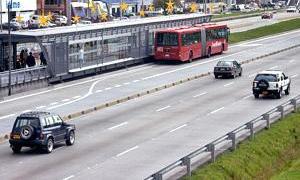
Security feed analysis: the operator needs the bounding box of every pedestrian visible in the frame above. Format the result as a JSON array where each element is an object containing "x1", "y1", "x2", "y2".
[
  {"x1": 26, "y1": 52, "x2": 36, "y2": 67},
  {"x1": 39, "y1": 51, "x2": 47, "y2": 66},
  {"x1": 23, "y1": 49, "x2": 28, "y2": 67}
]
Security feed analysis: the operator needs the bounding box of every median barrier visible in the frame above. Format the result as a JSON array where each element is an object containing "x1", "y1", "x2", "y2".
[
  {"x1": 1, "y1": 44, "x2": 300, "y2": 144},
  {"x1": 145, "y1": 95, "x2": 300, "y2": 180}
]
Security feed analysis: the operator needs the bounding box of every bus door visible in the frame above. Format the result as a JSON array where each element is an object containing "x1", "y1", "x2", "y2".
[{"x1": 200, "y1": 28, "x2": 206, "y2": 57}]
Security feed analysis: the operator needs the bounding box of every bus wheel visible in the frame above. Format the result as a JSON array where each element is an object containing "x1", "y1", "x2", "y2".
[
  {"x1": 207, "y1": 48, "x2": 211, "y2": 58},
  {"x1": 188, "y1": 51, "x2": 193, "y2": 63}
]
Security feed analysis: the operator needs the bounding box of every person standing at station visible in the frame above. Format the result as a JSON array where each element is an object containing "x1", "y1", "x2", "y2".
[
  {"x1": 26, "y1": 52, "x2": 36, "y2": 67},
  {"x1": 23, "y1": 49, "x2": 29, "y2": 67},
  {"x1": 79, "y1": 47, "x2": 84, "y2": 68},
  {"x1": 39, "y1": 51, "x2": 47, "y2": 66}
]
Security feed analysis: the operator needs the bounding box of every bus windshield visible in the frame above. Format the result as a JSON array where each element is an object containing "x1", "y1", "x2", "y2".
[{"x1": 156, "y1": 33, "x2": 178, "y2": 46}]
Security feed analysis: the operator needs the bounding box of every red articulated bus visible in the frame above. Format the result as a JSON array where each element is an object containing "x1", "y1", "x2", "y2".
[{"x1": 154, "y1": 23, "x2": 229, "y2": 62}]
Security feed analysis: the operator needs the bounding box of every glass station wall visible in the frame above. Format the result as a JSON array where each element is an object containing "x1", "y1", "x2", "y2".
[{"x1": 68, "y1": 31, "x2": 152, "y2": 70}]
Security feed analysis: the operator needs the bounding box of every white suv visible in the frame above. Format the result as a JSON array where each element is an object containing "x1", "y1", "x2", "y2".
[{"x1": 252, "y1": 70, "x2": 291, "y2": 99}]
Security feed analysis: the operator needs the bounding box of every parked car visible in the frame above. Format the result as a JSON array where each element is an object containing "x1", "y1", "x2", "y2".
[
  {"x1": 2, "y1": 22, "x2": 22, "y2": 31},
  {"x1": 214, "y1": 60, "x2": 242, "y2": 79},
  {"x1": 286, "y1": 6, "x2": 297, "y2": 13},
  {"x1": 53, "y1": 15, "x2": 68, "y2": 26},
  {"x1": 252, "y1": 70, "x2": 291, "y2": 99},
  {"x1": 11, "y1": 18, "x2": 28, "y2": 29},
  {"x1": 261, "y1": 12, "x2": 273, "y2": 19},
  {"x1": 9, "y1": 111, "x2": 76, "y2": 154}
]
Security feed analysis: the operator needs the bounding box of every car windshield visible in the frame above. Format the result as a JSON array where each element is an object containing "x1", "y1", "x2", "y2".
[
  {"x1": 217, "y1": 61, "x2": 233, "y2": 67},
  {"x1": 14, "y1": 118, "x2": 40, "y2": 129},
  {"x1": 156, "y1": 32, "x2": 178, "y2": 46},
  {"x1": 255, "y1": 74, "x2": 277, "y2": 82}
]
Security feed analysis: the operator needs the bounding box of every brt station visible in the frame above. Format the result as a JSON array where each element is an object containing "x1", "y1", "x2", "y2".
[{"x1": 0, "y1": 13, "x2": 211, "y2": 94}]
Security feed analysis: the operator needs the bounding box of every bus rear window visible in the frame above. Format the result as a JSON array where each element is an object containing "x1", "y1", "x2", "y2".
[{"x1": 156, "y1": 33, "x2": 178, "y2": 46}]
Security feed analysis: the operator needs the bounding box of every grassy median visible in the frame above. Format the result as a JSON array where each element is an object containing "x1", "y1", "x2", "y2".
[
  {"x1": 212, "y1": 11, "x2": 261, "y2": 19},
  {"x1": 183, "y1": 110, "x2": 300, "y2": 180},
  {"x1": 229, "y1": 18, "x2": 300, "y2": 44}
]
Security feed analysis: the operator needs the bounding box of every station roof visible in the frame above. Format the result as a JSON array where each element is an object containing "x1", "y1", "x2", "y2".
[{"x1": 0, "y1": 13, "x2": 211, "y2": 38}]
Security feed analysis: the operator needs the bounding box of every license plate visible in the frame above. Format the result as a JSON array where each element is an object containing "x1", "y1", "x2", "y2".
[
  {"x1": 13, "y1": 135, "x2": 20, "y2": 139},
  {"x1": 262, "y1": 91, "x2": 268, "y2": 95},
  {"x1": 165, "y1": 54, "x2": 170, "y2": 57},
  {"x1": 220, "y1": 68, "x2": 225, "y2": 71}
]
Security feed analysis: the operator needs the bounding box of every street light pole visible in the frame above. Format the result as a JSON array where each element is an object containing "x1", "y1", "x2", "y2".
[
  {"x1": 8, "y1": 0, "x2": 12, "y2": 96},
  {"x1": 0, "y1": 0, "x2": 3, "y2": 32}
]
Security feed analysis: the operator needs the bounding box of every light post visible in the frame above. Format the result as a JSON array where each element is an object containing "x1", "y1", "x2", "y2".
[
  {"x1": 1, "y1": 0, "x2": 3, "y2": 32},
  {"x1": 8, "y1": 0, "x2": 12, "y2": 96}
]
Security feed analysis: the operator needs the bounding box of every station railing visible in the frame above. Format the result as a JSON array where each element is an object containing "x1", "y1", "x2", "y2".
[
  {"x1": 0, "y1": 66, "x2": 49, "y2": 88},
  {"x1": 145, "y1": 95, "x2": 300, "y2": 180}
]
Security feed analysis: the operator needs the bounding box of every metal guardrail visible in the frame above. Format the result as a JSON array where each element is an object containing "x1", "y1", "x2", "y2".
[
  {"x1": 145, "y1": 95, "x2": 300, "y2": 180},
  {"x1": 0, "y1": 66, "x2": 49, "y2": 88}
]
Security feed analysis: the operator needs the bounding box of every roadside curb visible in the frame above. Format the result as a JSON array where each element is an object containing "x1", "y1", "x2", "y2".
[{"x1": 1, "y1": 44, "x2": 300, "y2": 144}]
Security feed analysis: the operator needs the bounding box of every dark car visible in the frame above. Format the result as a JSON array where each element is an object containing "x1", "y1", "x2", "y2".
[
  {"x1": 9, "y1": 111, "x2": 75, "y2": 154},
  {"x1": 261, "y1": 12, "x2": 273, "y2": 19},
  {"x1": 2, "y1": 22, "x2": 22, "y2": 31},
  {"x1": 214, "y1": 60, "x2": 242, "y2": 79}
]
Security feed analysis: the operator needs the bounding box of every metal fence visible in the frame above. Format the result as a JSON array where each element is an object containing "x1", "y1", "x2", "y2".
[
  {"x1": 0, "y1": 66, "x2": 49, "y2": 88},
  {"x1": 145, "y1": 95, "x2": 300, "y2": 180}
]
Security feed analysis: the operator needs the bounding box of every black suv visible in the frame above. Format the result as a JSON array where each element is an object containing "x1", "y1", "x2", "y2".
[
  {"x1": 9, "y1": 112, "x2": 75, "y2": 154},
  {"x1": 214, "y1": 60, "x2": 242, "y2": 79}
]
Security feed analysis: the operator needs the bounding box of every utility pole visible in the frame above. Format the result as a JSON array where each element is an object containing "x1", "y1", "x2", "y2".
[
  {"x1": 66, "y1": 0, "x2": 71, "y2": 25},
  {"x1": 8, "y1": 0, "x2": 12, "y2": 96},
  {"x1": 0, "y1": 0, "x2": 3, "y2": 32}
]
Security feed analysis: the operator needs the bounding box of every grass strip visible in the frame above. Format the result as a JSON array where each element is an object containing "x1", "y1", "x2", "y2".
[
  {"x1": 212, "y1": 10, "x2": 262, "y2": 19},
  {"x1": 229, "y1": 18, "x2": 300, "y2": 44},
  {"x1": 184, "y1": 110, "x2": 300, "y2": 180}
]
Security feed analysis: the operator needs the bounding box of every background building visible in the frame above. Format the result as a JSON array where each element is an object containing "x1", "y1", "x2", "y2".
[{"x1": 0, "y1": 0, "x2": 37, "y2": 22}]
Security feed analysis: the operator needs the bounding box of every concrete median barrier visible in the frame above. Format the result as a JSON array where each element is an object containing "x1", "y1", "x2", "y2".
[{"x1": 1, "y1": 44, "x2": 300, "y2": 144}]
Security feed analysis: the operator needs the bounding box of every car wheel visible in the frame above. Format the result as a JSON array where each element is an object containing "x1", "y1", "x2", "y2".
[
  {"x1": 239, "y1": 70, "x2": 242, "y2": 77},
  {"x1": 45, "y1": 138, "x2": 54, "y2": 153},
  {"x1": 11, "y1": 145, "x2": 22, "y2": 153},
  {"x1": 276, "y1": 89, "x2": 282, "y2": 99},
  {"x1": 66, "y1": 131, "x2": 75, "y2": 146},
  {"x1": 254, "y1": 93, "x2": 259, "y2": 99},
  {"x1": 215, "y1": 74, "x2": 218, "y2": 79},
  {"x1": 285, "y1": 85, "x2": 290, "y2": 95}
]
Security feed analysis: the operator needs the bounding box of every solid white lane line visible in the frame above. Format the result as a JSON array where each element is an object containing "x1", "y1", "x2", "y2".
[
  {"x1": 50, "y1": 102, "x2": 58, "y2": 106},
  {"x1": 114, "y1": 84, "x2": 122, "y2": 88},
  {"x1": 36, "y1": 106, "x2": 46, "y2": 109},
  {"x1": 169, "y1": 124, "x2": 187, "y2": 133},
  {"x1": 132, "y1": 80, "x2": 140, "y2": 83},
  {"x1": 63, "y1": 175, "x2": 75, "y2": 180},
  {"x1": 209, "y1": 107, "x2": 225, "y2": 115},
  {"x1": 193, "y1": 92, "x2": 207, "y2": 98},
  {"x1": 96, "y1": 90, "x2": 103, "y2": 93},
  {"x1": 62, "y1": 99, "x2": 70, "y2": 102},
  {"x1": 22, "y1": 110, "x2": 32, "y2": 113},
  {"x1": 0, "y1": 114, "x2": 16, "y2": 120},
  {"x1": 72, "y1": 95, "x2": 81, "y2": 99},
  {"x1": 156, "y1": 105, "x2": 171, "y2": 112},
  {"x1": 0, "y1": 65, "x2": 153, "y2": 105},
  {"x1": 291, "y1": 74, "x2": 298, "y2": 78},
  {"x1": 142, "y1": 51, "x2": 246, "y2": 80},
  {"x1": 269, "y1": 66, "x2": 278, "y2": 70},
  {"x1": 108, "y1": 122, "x2": 128, "y2": 130},
  {"x1": 116, "y1": 146, "x2": 139, "y2": 157},
  {"x1": 243, "y1": 94, "x2": 253, "y2": 100},
  {"x1": 123, "y1": 82, "x2": 130, "y2": 85},
  {"x1": 224, "y1": 82, "x2": 234, "y2": 87}
]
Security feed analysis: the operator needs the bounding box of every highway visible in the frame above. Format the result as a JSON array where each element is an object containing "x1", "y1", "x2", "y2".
[
  {"x1": 0, "y1": 28, "x2": 300, "y2": 135},
  {"x1": 0, "y1": 37, "x2": 299, "y2": 179},
  {"x1": 225, "y1": 12, "x2": 300, "y2": 32}
]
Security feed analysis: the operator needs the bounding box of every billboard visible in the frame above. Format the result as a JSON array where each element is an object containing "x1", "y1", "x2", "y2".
[{"x1": 1, "y1": 0, "x2": 37, "y2": 12}]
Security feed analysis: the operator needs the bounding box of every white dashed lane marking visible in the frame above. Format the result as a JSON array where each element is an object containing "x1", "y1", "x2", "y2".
[
  {"x1": 269, "y1": 66, "x2": 278, "y2": 70},
  {"x1": 169, "y1": 124, "x2": 187, "y2": 133},
  {"x1": 224, "y1": 82, "x2": 234, "y2": 87},
  {"x1": 242, "y1": 94, "x2": 253, "y2": 100},
  {"x1": 63, "y1": 175, "x2": 75, "y2": 180},
  {"x1": 123, "y1": 82, "x2": 130, "y2": 85},
  {"x1": 108, "y1": 122, "x2": 128, "y2": 130},
  {"x1": 22, "y1": 110, "x2": 32, "y2": 113},
  {"x1": 156, "y1": 105, "x2": 171, "y2": 112},
  {"x1": 193, "y1": 92, "x2": 207, "y2": 98},
  {"x1": 72, "y1": 96, "x2": 81, "y2": 99},
  {"x1": 291, "y1": 74, "x2": 298, "y2": 78},
  {"x1": 116, "y1": 146, "x2": 139, "y2": 157},
  {"x1": 114, "y1": 84, "x2": 122, "y2": 88},
  {"x1": 96, "y1": 90, "x2": 103, "y2": 93},
  {"x1": 36, "y1": 106, "x2": 46, "y2": 109},
  {"x1": 208, "y1": 107, "x2": 225, "y2": 115},
  {"x1": 132, "y1": 80, "x2": 140, "y2": 83},
  {"x1": 62, "y1": 99, "x2": 70, "y2": 102},
  {"x1": 105, "y1": 87, "x2": 112, "y2": 91},
  {"x1": 50, "y1": 102, "x2": 58, "y2": 106}
]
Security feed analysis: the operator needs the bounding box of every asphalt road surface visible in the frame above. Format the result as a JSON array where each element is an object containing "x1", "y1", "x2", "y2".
[
  {"x1": 0, "y1": 29, "x2": 300, "y2": 136},
  {"x1": 0, "y1": 38, "x2": 299, "y2": 179}
]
